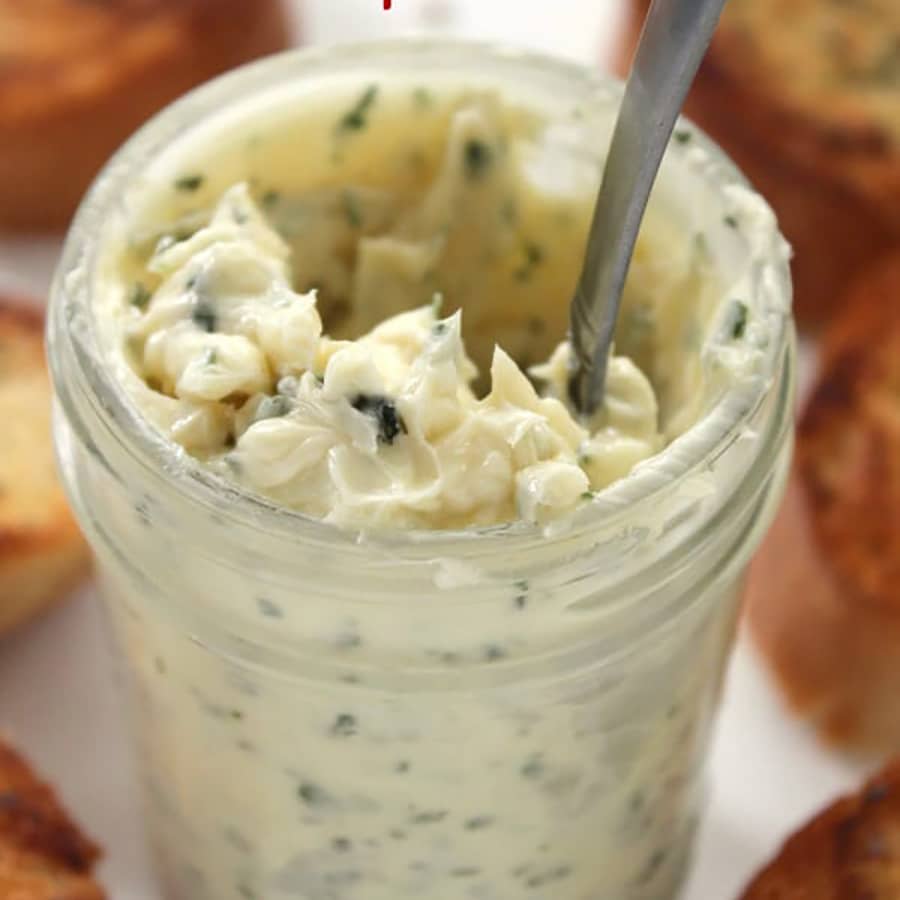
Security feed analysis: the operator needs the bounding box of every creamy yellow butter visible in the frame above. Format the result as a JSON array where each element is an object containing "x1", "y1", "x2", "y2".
[{"x1": 111, "y1": 91, "x2": 726, "y2": 530}]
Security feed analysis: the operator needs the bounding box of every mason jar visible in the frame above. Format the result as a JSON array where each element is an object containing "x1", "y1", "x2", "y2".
[{"x1": 48, "y1": 41, "x2": 794, "y2": 900}]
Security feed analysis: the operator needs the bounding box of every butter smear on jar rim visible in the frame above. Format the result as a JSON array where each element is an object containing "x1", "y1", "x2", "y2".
[{"x1": 98, "y1": 81, "x2": 776, "y2": 531}]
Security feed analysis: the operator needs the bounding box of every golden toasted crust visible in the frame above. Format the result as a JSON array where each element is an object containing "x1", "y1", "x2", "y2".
[
  {"x1": 0, "y1": 0, "x2": 291, "y2": 230},
  {"x1": 0, "y1": 298, "x2": 90, "y2": 635},
  {"x1": 616, "y1": 0, "x2": 900, "y2": 329},
  {"x1": 0, "y1": 740, "x2": 103, "y2": 899},
  {"x1": 746, "y1": 255, "x2": 900, "y2": 751},
  {"x1": 740, "y1": 760, "x2": 900, "y2": 899}
]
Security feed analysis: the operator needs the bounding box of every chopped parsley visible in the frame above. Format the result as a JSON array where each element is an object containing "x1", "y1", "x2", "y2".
[
  {"x1": 724, "y1": 214, "x2": 739, "y2": 230},
  {"x1": 338, "y1": 85, "x2": 379, "y2": 133},
  {"x1": 412, "y1": 86, "x2": 433, "y2": 110},
  {"x1": 297, "y1": 782, "x2": 328, "y2": 806},
  {"x1": 728, "y1": 300, "x2": 749, "y2": 340},
  {"x1": 129, "y1": 281, "x2": 151, "y2": 309},
  {"x1": 260, "y1": 189, "x2": 281, "y2": 209},
  {"x1": 463, "y1": 139, "x2": 493, "y2": 180},
  {"x1": 514, "y1": 586, "x2": 528, "y2": 610},
  {"x1": 351, "y1": 394, "x2": 407, "y2": 445},
  {"x1": 410, "y1": 810, "x2": 447, "y2": 825},
  {"x1": 500, "y1": 197, "x2": 517, "y2": 225},
  {"x1": 341, "y1": 190, "x2": 363, "y2": 228},
  {"x1": 674, "y1": 129, "x2": 692, "y2": 145},
  {"x1": 174, "y1": 174, "x2": 205, "y2": 192},
  {"x1": 192, "y1": 300, "x2": 217, "y2": 333},
  {"x1": 514, "y1": 242, "x2": 544, "y2": 282},
  {"x1": 331, "y1": 713, "x2": 358, "y2": 737},
  {"x1": 256, "y1": 597, "x2": 283, "y2": 618},
  {"x1": 201, "y1": 348, "x2": 217, "y2": 366}
]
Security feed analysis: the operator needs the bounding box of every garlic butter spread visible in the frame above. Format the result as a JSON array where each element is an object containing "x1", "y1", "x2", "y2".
[
  {"x1": 105, "y1": 86, "x2": 740, "y2": 530},
  {"x1": 73, "y1": 65, "x2": 792, "y2": 900}
]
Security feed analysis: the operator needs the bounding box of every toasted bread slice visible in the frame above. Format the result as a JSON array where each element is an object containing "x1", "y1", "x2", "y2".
[
  {"x1": 0, "y1": 298, "x2": 90, "y2": 635},
  {"x1": 746, "y1": 254, "x2": 900, "y2": 751},
  {"x1": 0, "y1": 0, "x2": 290, "y2": 231},
  {"x1": 616, "y1": 0, "x2": 900, "y2": 329},
  {"x1": 740, "y1": 760, "x2": 900, "y2": 899},
  {"x1": 0, "y1": 739, "x2": 103, "y2": 899}
]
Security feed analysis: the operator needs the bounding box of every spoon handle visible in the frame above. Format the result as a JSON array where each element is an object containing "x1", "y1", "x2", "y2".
[{"x1": 569, "y1": 0, "x2": 727, "y2": 416}]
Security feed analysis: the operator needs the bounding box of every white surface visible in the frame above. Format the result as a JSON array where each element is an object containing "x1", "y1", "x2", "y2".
[{"x1": 0, "y1": 1, "x2": 875, "y2": 898}]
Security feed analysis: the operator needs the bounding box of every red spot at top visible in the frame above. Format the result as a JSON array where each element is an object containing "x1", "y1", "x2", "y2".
[{"x1": 384, "y1": 0, "x2": 392, "y2": 8}]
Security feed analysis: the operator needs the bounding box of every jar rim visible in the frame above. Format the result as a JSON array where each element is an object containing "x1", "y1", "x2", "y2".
[{"x1": 49, "y1": 37, "x2": 793, "y2": 561}]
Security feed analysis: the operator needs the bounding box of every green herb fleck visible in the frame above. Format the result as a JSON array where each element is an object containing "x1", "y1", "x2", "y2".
[
  {"x1": 638, "y1": 849, "x2": 667, "y2": 884},
  {"x1": 230, "y1": 709, "x2": 244, "y2": 721},
  {"x1": 174, "y1": 174, "x2": 204, "y2": 192},
  {"x1": 192, "y1": 301, "x2": 217, "y2": 333},
  {"x1": 153, "y1": 656, "x2": 166, "y2": 675},
  {"x1": 257, "y1": 597, "x2": 283, "y2": 619},
  {"x1": 201, "y1": 348, "x2": 217, "y2": 366},
  {"x1": 728, "y1": 300, "x2": 749, "y2": 340},
  {"x1": 581, "y1": 491, "x2": 595, "y2": 501},
  {"x1": 674, "y1": 129, "x2": 692, "y2": 145},
  {"x1": 331, "y1": 713, "x2": 357, "y2": 737},
  {"x1": 464, "y1": 139, "x2": 493, "y2": 180},
  {"x1": 338, "y1": 84, "x2": 379, "y2": 133},
  {"x1": 514, "y1": 242, "x2": 544, "y2": 282},
  {"x1": 351, "y1": 394, "x2": 407, "y2": 445},
  {"x1": 724, "y1": 215, "x2": 739, "y2": 230},
  {"x1": 332, "y1": 837, "x2": 352, "y2": 853},
  {"x1": 526, "y1": 865, "x2": 572, "y2": 888},
  {"x1": 297, "y1": 782, "x2": 328, "y2": 805},
  {"x1": 411, "y1": 810, "x2": 447, "y2": 825},
  {"x1": 464, "y1": 816, "x2": 494, "y2": 830},
  {"x1": 500, "y1": 197, "x2": 517, "y2": 225},
  {"x1": 395, "y1": 760, "x2": 411, "y2": 774},
  {"x1": 129, "y1": 282, "x2": 151, "y2": 309},
  {"x1": 261, "y1": 189, "x2": 281, "y2": 209},
  {"x1": 521, "y1": 755, "x2": 545, "y2": 779},
  {"x1": 341, "y1": 190, "x2": 363, "y2": 228},
  {"x1": 484, "y1": 644, "x2": 507, "y2": 662},
  {"x1": 451, "y1": 867, "x2": 481, "y2": 878},
  {"x1": 412, "y1": 87, "x2": 433, "y2": 110}
]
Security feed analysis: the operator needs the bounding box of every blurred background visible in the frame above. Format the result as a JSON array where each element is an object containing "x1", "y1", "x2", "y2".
[{"x1": 0, "y1": 1, "x2": 897, "y2": 898}]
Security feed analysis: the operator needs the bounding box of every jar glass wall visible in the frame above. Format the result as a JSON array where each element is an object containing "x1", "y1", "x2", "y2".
[{"x1": 49, "y1": 41, "x2": 794, "y2": 900}]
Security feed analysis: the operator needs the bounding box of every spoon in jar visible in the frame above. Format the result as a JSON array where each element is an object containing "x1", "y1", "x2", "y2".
[{"x1": 568, "y1": 0, "x2": 728, "y2": 417}]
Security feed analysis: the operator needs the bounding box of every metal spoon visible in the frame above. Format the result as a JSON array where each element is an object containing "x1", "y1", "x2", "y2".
[{"x1": 568, "y1": 0, "x2": 728, "y2": 417}]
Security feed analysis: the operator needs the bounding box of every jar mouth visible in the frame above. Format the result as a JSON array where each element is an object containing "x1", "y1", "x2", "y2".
[{"x1": 50, "y1": 37, "x2": 793, "y2": 557}]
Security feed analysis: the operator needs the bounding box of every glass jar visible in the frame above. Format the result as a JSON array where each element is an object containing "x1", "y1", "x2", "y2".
[{"x1": 48, "y1": 41, "x2": 794, "y2": 900}]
